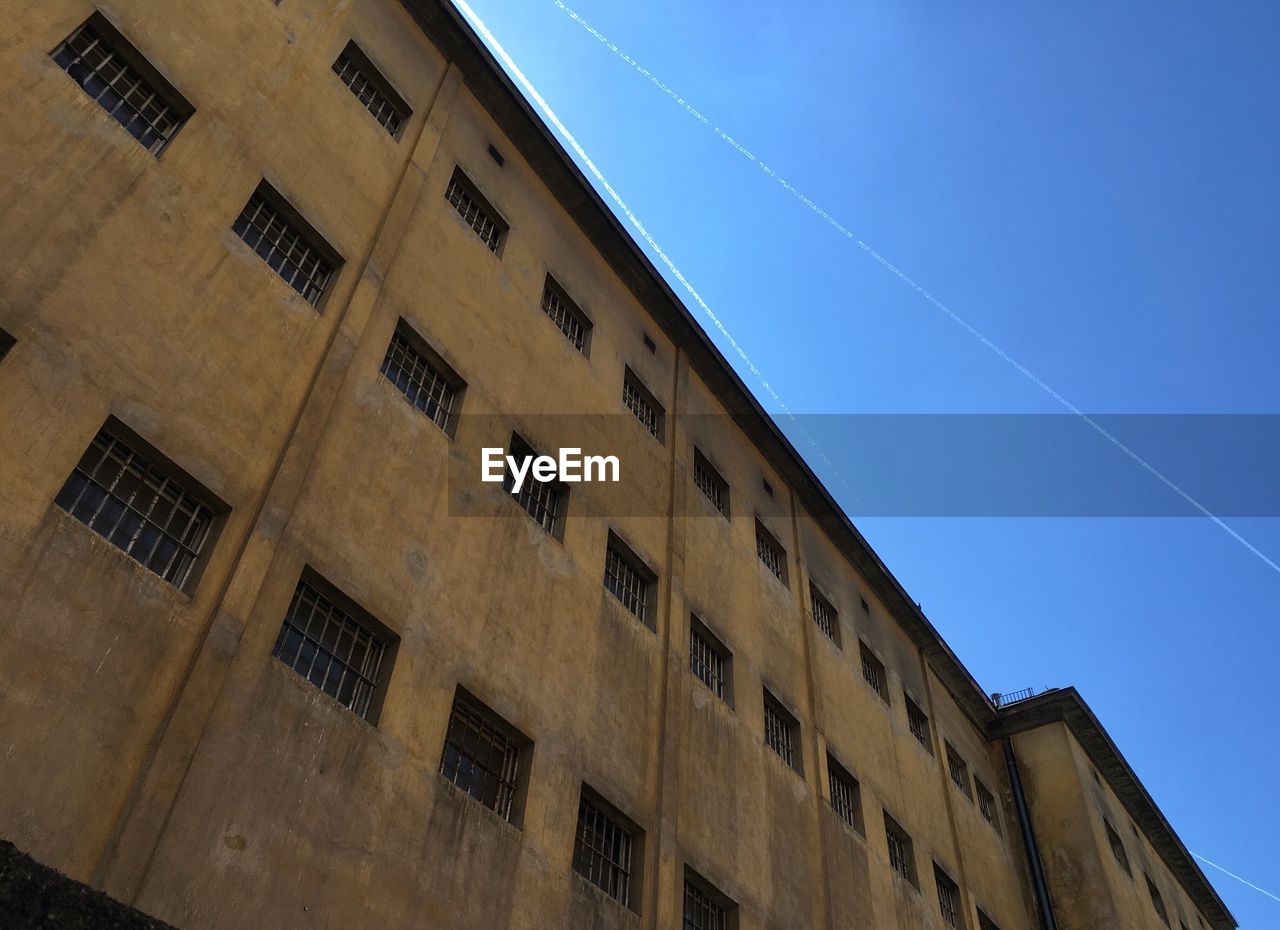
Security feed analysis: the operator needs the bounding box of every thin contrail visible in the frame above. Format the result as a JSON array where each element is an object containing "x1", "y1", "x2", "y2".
[
  {"x1": 450, "y1": 0, "x2": 859, "y2": 500},
  {"x1": 1193, "y1": 852, "x2": 1280, "y2": 905},
  {"x1": 547, "y1": 0, "x2": 1280, "y2": 575}
]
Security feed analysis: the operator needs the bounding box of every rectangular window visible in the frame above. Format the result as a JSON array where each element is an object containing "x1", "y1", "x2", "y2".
[
  {"x1": 439, "y1": 688, "x2": 526, "y2": 823},
  {"x1": 884, "y1": 812, "x2": 918, "y2": 887},
  {"x1": 977, "y1": 910, "x2": 1001, "y2": 930},
  {"x1": 860, "y1": 642, "x2": 888, "y2": 703},
  {"x1": 809, "y1": 582, "x2": 840, "y2": 646},
  {"x1": 233, "y1": 182, "x2": 338, "y2": 307},
  {"x1": 604, "y1": 532, "x2": 654, "y2": 625},
  {"x1": 503, "y1": 433, "x2": 564, "y2": 536},
  {"x1": 689, "y1": 615, "x2": 730, "y2": 704},
  {"x1": 975, "y1": 778, "x2": 999, "y2": 832},
  {"x1": 332, "y1": 41, "x2": 410, "y2": 138},
  {"x1": 827, "y1": 754, "x2": 862, "y2": 831},
  {"x1": 1146, "y1": 875, "x2": 1170, "y2": 925},
  {"x1": 572, "y1": 787, "x2": 639, "y2": 909},
  {"x1": 55, "y1": 421, "x2": 220, "y2": 590},
  {"x1": 946, "y1": 743, "x2": 973, "y2": 799},
  {"x1": 755, "y1": 520, "x2": 787, "y2": 584},
  {"x1": 272, "y1": 573, "x2": 395, "y2": 723},
  {"x1": 444, "y1": 167, "x2": 507, "y2": 253},
  {"x1": 683, "y1": 870, "x2": 734, "y2": 930},
  {"x1": 1105, "y1": 818, "x2": 1132, "y2": 875},
  {"x1": 540, "y1": 276, "x2": 591, "y2": 353},
  {"x1": 622, "y1": 368, "x2": 663, "y2": 440},
  {"x1": 692, "y1": 449, "x2": 729, "y2": 517},
  {"x1": 906, "y1": 695, "x2": 932, "y2": 751},
  {"x1": 934, "y1": 864, "x2": 964, "y2": 929},
  {"x1": 379, "y1": 321, "x2": 463, "y2": 433},
  {"x1": 51, "y1": 13, "x2": 193, "y2": 155},
  {"x1": 763, "y1": 690, "x2": 800, "y2": 772}
]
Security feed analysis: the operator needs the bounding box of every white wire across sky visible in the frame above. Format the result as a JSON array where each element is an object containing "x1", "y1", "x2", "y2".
[{"x1": 449, "y1": 0, "x2": 1280, "y2": 909}]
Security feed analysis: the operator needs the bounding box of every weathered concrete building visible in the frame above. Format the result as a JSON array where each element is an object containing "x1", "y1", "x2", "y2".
[{"x1": 0, "y1": 1, "x2": 1236, "y2": 928}]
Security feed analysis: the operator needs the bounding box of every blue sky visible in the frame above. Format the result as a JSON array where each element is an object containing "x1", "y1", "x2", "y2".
[{"x1": 456, "y1": 1, "x2": 1280, "y2": 924}]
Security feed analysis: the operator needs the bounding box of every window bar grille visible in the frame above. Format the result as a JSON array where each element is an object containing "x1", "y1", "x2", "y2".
[
  {"x1": 445, "y1": 172, "x2": 504, "y2": 252},
  {"x1": 693, "y1": 453, "x2": 727, "y2": 515},
  {"x1": 756, "y1": 524, "x2": 785, "y2": 580},
  {"x1": 572, "y1": 795, "x2": 634, "y2": 906},
  {"x1": 828, "y1": 758, "x2": 858, "y2": 827},
  {"x1": 885, "y1": 817, "x2": 913, "y2": 882},
  {"x1": 232, "y1": 191, "x2": 334, "y2": 306},
  {"x1": 52, "y1": 19, "x2": 187, "y2": 154},
  {"x1": 623, "y1": 376, "x2": 658, "y2": 437},
  {"x1": 55, "y1": 428, "x2": 213, "y2": 588},
  {"x1": 503, "y1": 445, "x2": 560, "y2": 534},
  {"x1": 861, "y1": 646, "x2": 885, "y2": 697},
  {"x1": 604, "y1": 544, "x2": 647, "y2": 621},
  {"x1": 380, "y1": 330, "x2": 457, "y2": 431},
  {"x1": 541, "y1": 280, "x2": 588, "y2": 351},
  {"x1": 332, "y1": 46, "x2": 406, "y2": 137},
  {"x1": 810, "y1": 584, "x2": 837, "y2": 641},
  {"x1": 690, "y1": 626, "x2": 725, "y2": 699},
  {"x1": 764, "y1": 697, "x2": 794, "y2": 767},
  {"x1": 683, "y1": 880, "x2": 727, "y2": 930},
  {"x1": 438, "y1": 694, "x2": 521, "y2": 820},
  {"x1": 907, "y1": 699, "x2": 930, "y2": 747},
  {"x1": 936, "y1": 867, "x2": 961, "y2": 928},
  {"x1": 271, "y1": 581, "x2": 385, "y2": 719}
]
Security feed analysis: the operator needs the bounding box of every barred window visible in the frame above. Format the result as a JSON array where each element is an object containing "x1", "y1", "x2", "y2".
[
  {"x1": 1105, "y1": 819, "x2": 1131, "y2": 875},
  {"x1": 809, "y1": 582, "x2": 840, "y2": 646},
  {"x1": 934, "y1": 864, "x2": 964, "y2": 929},
  {"x1": 573, "y1": 788, "x2": 638, "y2": 908},
  {"x1": 946, "y1": 744, "x2": 972, "y2": 799},
  {"x1": 445, "y1": 168, "x2": 507, "y2": 253},
  {"x1": 1146, "y1": 875, "x2": 1170, "y2": 925},
  {"x1": 51, "y1": 14, "x2": 192, "y2": 155},
  {"x1": 975, "y1": 778, "x2": 999, "y2": 832},
  {"x1": 233, "y1": 183, "x2": 338, "y2": 307},
  {"x1": 623, "y1": 368, "x2": 662, "y2": 440},
  {"x1": 690, "y1": 616, "x2": 730, "y2": 703},
  {"x1": 439, "y1": 689, "x2": 525, "y2": 823},
  {"x1": 763, "y1": 690, "x2": 800, "y2": 772},
  {"x1": 683, "y1": 872, "x2": 733, "y2": 930},
  {"x1": 55, "y1": 422, "x2": 219, "y2": 590},
  {"x1": 860, "y1": 642, "x2": 888, "y2": 703},
  {"x1": 905, "y1": 695, "x2": 931, "y2": 751},
  {"x1": 332, "y1": 41, "x2": 410, "y2": 138},
  {"x1": 604, "y1": 533, "x2": 653, "y2": 625},
  {"x1": 884, "y1": 812, "x2": 917, "y2": 887},
  {"x1": 977, "y1": 910, "x2": 1002, "y2": 930},
  {"x1": 827, "y1": 754, "x2": 862, "y2": 831},
  {"x1": 692, "y1": 449, "x2": 729, "y2": 517},
  {"x1": 503, "y1": 434, "x2": 563, "y2": 536},
  {"x1": 540, "y1": 276, "x2": 591, "y2": 353},
  {"x1": 271, "y1": 574, "x2": 393, "y2": 722},
  {"x1": 755, "y1": 520, "x2": 787, "y2": 584},
  {"x1": 380, "y1": 321, "x2": 462, "y2": 433}
]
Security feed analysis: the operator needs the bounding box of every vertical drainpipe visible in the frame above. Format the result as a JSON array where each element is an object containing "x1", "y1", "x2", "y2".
[{"x1": 1003, "y1": 736, "x2": 1059, "y2": 930}]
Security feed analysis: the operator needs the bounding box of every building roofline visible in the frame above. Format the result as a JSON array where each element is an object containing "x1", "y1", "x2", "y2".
[
  {"x1": 397, "y1": 7, "x2": 1230, "y2": 924},
  {"x1": 399, "y1": 0, "x2": 999, "y2": 731},
  {"x1": 995, "y1": 688, "x2": 1237, "y2": 929}
]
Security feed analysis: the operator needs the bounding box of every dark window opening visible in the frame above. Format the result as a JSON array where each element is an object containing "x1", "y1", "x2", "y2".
[
  {"x1": 444, "y1": 167, "x2": 507, "y2": 253},
  {"x1": 232, "y1": 182, "x2": 339, "y2": 307},
  {"x1": 55, "y1": 420, "x2": 221, "y2": 590},
  {"x1": 906, "y1": 695, "x2": 931, "y2": 751},
  {"x1": 1146, "y1": 875, "x2": 1170, "y2": 925},
  {"x1": 934, "y1": 864, "x2": 964, "y2": 929},
  {"x1": 643, "y1": 333, "x2": 656, "y2": 353},
  {"x1": 487, "y1": 144, "x2": 505, "y2": 166},
  {"x1": 976, "y1": 778, "x2": 1000, "y2": 832},
  {"x1": 809, "y1": 582, "x2": 840, "y2": 646},
  {"x1": 977, "y1": 910, "x2": 1001, "y2": 930},
  {"x1": 379, "y1": 320, "x2": 463, "y2": 434},
  {"x1": 860, "y1": 642, "x2": 888, "y2": 703},
  {"x1": 604, "y1": 532, "x2": 655, "y2": 626},
  {"x1": 439, "y1": 688, "x2": 527, "y2": 823},
  {"x1": 503, "y1": 433, "x2": 564, "y2": 536},
  {"x1": 946, "y1": 743, "x2": 973, "y2": 800},
  {"x1": 683, "y1": 870, "x2": 735, "y2": 930},
  {"x1": 884, "y1": 812, "x2": 918, "y2": 887},
  {"x1": 827, "y1": 754, "x2": 862, "y2": 832},
  {"x1": 573, "y1": 787, "x2": 640, "y2": 909},
  {"x1": 272, "y1": 572, "x2": 396, "y2": 723},
  {"x1": 755, "y1": 520, "x2": 787, "y2": 584},
  {"x1": 623, "y1": 367, "x2": 663, "y2": 440},
  {"x1": 693, "y1": 449, "x2": 729, "y2": 517},
  {"x1": 1105, "y1": 818, "x2": 1132, "y2": 875},
  {"x1": 332, "y1": 41, "x2": 410, "y2": 137},
  {"x1": 540, "y1": 276, "x2": 592, "y2": 353},
  {"x1": 0, "y1": 328, "x2": 14, "y2": 361},
  {"x1": 51, "y1": 13, "x2": 193, "y2": 155},
  {"x1": 763, "y1": 689, "x2": 800, "y2": 772},
  {"x1": 690, "y1": 615, "x2": 731, "y2": 704}
]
